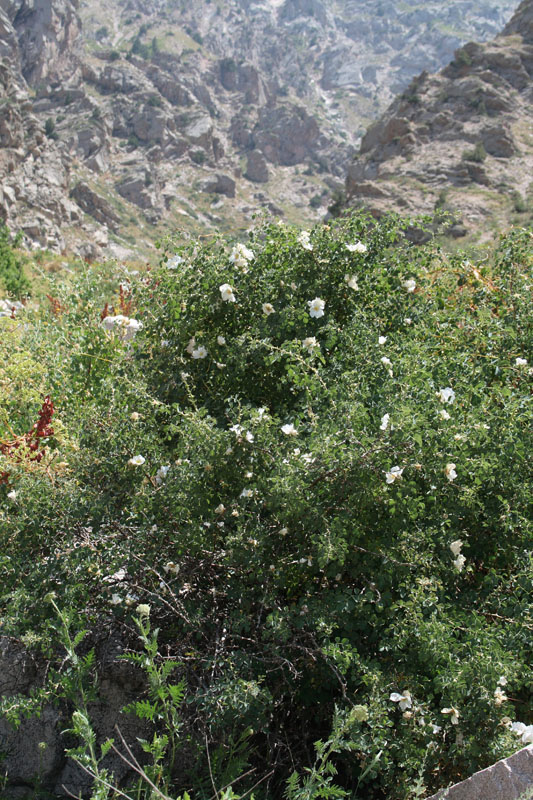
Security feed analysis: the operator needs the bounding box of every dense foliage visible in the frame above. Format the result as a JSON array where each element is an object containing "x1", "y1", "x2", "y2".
[
  {"x1": 1, "y1": 214, "x2": 532, "y2": 799},
  {"x1": 0, "y1": 224, "x2": 30, "y2": 298}
]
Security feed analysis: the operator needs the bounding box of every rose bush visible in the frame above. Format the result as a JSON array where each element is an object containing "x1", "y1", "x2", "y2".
[{"x1": 0, "y1": 214, "x2": 531, "y2": 799}]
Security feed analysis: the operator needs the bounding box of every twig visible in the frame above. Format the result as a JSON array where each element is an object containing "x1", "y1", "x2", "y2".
[{"x1": 206, "y1": 734, "x2": 219, "y2": 800}]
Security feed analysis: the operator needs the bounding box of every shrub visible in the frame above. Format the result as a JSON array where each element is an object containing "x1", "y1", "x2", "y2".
[
  {"x1": 0, "y1": 224, "x2": 30, "y2": 297},
  {"x1": 462, "y1": 142, "x2": 487, "y2": 163},
  {"x1": 0, "y1": 215, "x2": 531, "y2": 800}
]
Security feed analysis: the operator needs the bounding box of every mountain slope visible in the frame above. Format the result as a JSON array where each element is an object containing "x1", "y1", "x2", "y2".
[
  {"x1": 0, "y1": 0, "x2": 519, "y2": 257},
  {"x1": 343, "y1": 0, "x2": 533, "y2": 241}
]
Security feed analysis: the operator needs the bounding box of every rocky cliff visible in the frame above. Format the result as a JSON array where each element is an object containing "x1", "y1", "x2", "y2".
[
  {"x1": 0, "y1": 0, "x2": 519, "y2": 257},
  {"x1": 344, "y1": 0, "x2": 533, "y2": 241}
]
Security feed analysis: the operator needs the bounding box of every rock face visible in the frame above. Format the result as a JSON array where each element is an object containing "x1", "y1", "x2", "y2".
[
  {"x1": 0, "y1": 0, "x2": 520, "y2": 253},
  {"x1": 343, "y1": 0, "x2": 533, "y2": 239},
  {"x1": 427, "y1": 744, "x2": 533, "y2": 800},
  {"x1": 0, "y1": 635, "x2": 151, "y2": 799}
]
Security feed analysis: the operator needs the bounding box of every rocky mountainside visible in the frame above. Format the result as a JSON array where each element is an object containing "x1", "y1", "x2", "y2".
[
  {"x1": 0, "y1": 0, "x2": 518, "y2": 258},
  {"x1": 344, "y1": 0, "x2": 533, "y2": 242}
]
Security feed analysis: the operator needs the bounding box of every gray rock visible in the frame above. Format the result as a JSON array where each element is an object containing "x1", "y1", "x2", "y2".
[
  {"x1": 244, "y1": 149, "x2": 270, "y2": 183},
  {"x1": 70, "y1": 182, "x2": 120, "y2": 231},
  {"x1": 199, "y1": 173, "x2": 236, "y2": 197},
  {"x1": 426, "y1": 744, "x2": 533, "y2": 800}
]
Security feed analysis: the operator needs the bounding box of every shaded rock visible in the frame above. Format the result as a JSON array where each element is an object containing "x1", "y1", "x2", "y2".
[
  {"x1": 245, "y1": 149, "x2": 269, "y2": 183},
  {"x1": 116, "y1": 171, "x2": 157, "y2": 210},
  {"x1": 199, "y1": 173, "x2": 236, "y2": 197},
  {"x1": 254, "y1": 104, "x2": 321, "y2": 166},
  {"x1": 70, "y1": 182, "x2": 120, "y2": 231},
  {"x1": 427, "y1": 744, "x2": 533, "y2": 800},
  {"x1": 481, "y1": 123, "x2": 516, "y2": 157}
]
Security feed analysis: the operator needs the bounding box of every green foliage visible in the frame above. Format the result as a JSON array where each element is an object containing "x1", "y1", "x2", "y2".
[
  {"x1": 462, "y1": 142, "x2": 487, "y2": 163},
  {"x1": 0, "y1": 215, "x2": 532, "y2": 799},
  {"x1": 0, "y1": 223, "x2": 30, "y2": 297}
]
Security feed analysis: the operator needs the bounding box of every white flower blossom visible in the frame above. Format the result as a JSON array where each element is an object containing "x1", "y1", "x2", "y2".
[
  {"x1": 390, "y1": 690, "x2": 412, "y2": 711},
  {"x1": 511, "y1": 723, "x2": 533, "y2": 744},
  {"x1": 498, "y1": 676, "x2": 508, "y2": 686},
  {"x1": 402, "y1": 278, "x2": 416, "y2": 293},
  {"x1": 385, "y1": 466, "x2": 403, "y2": 484},
  {"x1": 240, "y1": 488, "x2": 253, "y2": 498},
  {"x1": 7, "y1": 490, "x2": 17, "y2": 501},
  {"x1": 230, "y1": 424, "x2": 243, "y2": 436},
  {"x1": 453, "y1": 554, "x2": 466, "y2": 572},
  {"x1": 192, "y1": 345, "x2": 207, "y2": 359},
  {"x1": 378, "y1": 336, "x2": 387, "y2": 345},
  {"x1": 217, "y1": 335, "x2": 226, "y2": 345},
  {"x1": 245, "y1": 431, "x2": 254, "y2": 443},
  {"x1": 436, "y1": 387, "x2": 455, "y2": 404},
  {"x1": 110, "y1": 594, "x2": 122, "y2": 605},
  {"x1": 229, "y1": 243, "x2": 255, "y2": 269},
  {"x1": 155, "y1": 465, "x2": 170, "y2": 485},
  {"x1": 302, "y1": 336, "x2": 318, "y2": 354},
  {"x1": 494, "y1": 687, "x2": 507, "y2": 706},
  {"x1": 262, "y1": 302, "x2": 275, "y2": 315},
  {"x1": 445, "y1": 462, "x2": 457, "y2": 481},
  {"x1": 166, "y1": 255, "x2": 183, "y2": 269},
  {"x1": 215, "y1": 504, "x2": 226, "y2": 514},
  {"x1": 308, "y1": 297, "x2": 325, "y2": 318},
  {"x1": 344, "y1": 274, "x2": 359, "y2": 290},
  {"x1": 439, "y1": 409, "x2": 451, "y2": 420},
  {"x1": 431, "y1": 724, "x2": 442, "y2": 734},
  {"x1": 381, "y1": 356, "x2": 392, "y2": 367},
  {"x1": 297, "y1": 230, "x2": 313, "y2": 251},
  {"x1": 219, "y1": 283, "x2": 236, "y2": 303},
  {"x1": 515, "y1": 357, "x2": 527, "y2": 366},
  {"x1": 441, "y1": 707, "x2": 460, "y2": 725},
  {"x1": 164, "y1": 561, "x2": 180, "y2": 575},
  {"x1": 281, "y1": 423, "x2": 298, "y2": 436},
  {"x1": 449, "y1": 540, "x2": 463, "y2": 556},
  {"x1": 186, "y1": 337, "x2": 196, "y2": 355},
  {"x1": 380, "y1": 413, "x2": 390, "y2": 431},
  {"x1": 404, "y1": 317, "x2": 412, "y2": 325},
  {"x1": 128, "y1": 455, "x2": 145, "y2": 466},
  {"x1": 346, "y1": 241, "x2": 367, "y2": 253},
  {"x1": 102, "y1": 315, "x2": 143, "y2": 341}
]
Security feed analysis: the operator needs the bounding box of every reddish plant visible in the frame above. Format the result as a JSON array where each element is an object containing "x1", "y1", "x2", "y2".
[{"x1": 0, "y1": 396, "x2": 54, "y2": 484}]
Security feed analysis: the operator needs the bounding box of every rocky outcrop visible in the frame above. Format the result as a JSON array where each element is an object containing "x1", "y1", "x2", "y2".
[
  {"x1": 0, "y1": 635, "x2": 151, "y2": 799},
  {"x1": 0, "y1": 0, "x2": 520, "y2": 251},
  {"x1": 427, "y1": 744, "x2": 533, "y2": 800},
  {"x1": 343, "y1": 0, "x2": 533, "y2": 239}
]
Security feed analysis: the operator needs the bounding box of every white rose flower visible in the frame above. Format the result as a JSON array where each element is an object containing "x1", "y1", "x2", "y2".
[
  {"x1": 155, "y1": 465, "x2": 170, "y2": 485},
  {"x1": 214, "y1": 504, "x2": 226, "y2": 514},
  {"x1": 390, "y1": 690, "x2": 412, "y2": 711},
  {"x1": 381, "y1": 356, "x2": 392, "y2": 367},
  {"x1": 166, "y1": 255, "x2": 183, "y2": 269},
  {"x1": 192, "y1": 345, "x2": 207, "y2": 359},
  {"x1": 404, "y1": 317, "x2": 412, "y2": 325},
  {"x1": 128, "y1": 455, "x2": 145, "y2": 466},
  {"x1": 439, "y1": 409, "x2": 451, "y2": 420},
  {"x1": 240, "y1": 488, "x2": 253, "y2": 498},
  {"x1": 453, "y1": 553, "x2": 466, "y2": 572},
  {"x1": 346, "y1": 241, "x2": 367, "y2": 253},
  {"x1": 385, "y1": 466, "x2": 403, "y2": 484},
  {"x1": 110, "y1": 594, "x2": 122, "y2": 605},
  {"x1": 402, "y1": 278, "x2": 416, "y2": 293},
  {"x1": 515, "y1": 357, "x2": 527, "y2": 366},
  {"x1": 445, "y1": 462, "x2": 457, "y2": 481},
  {"x1": 344, "y1": 274, "x2": 359, "y2": 290},
  {"x1": 449, "y1": 540, "x2": 463, "y2": 556},
  {"x1": 378, "y1": 335, "x2": 387, "y2": 345},
  {"x1": 308, "y1": 297, "x2": 325, "y2": 318},
  {"x1": 7, "y1": 490, "x2": 17, "y2": 501},
  {"x1": 380, "y1": 413, "x2": 390, "y2": 431},
  {"x1": 281, "y1": 423, "x2": 298, "y2": 436},
  {"x1": 494, "y1": 687, "x2": 507, "y2": 706},
  {"x1": 219, "y1": 283, "x2": 236, "y2": 303},
  {"x1": 164, "y1": 561, "x2": 180, "y2": 574},
  {"x1": 498, "y1": 676, "x2": 508, "y2": 686},
  {"x1": 186, "y1": 337, "x2": 196, "y2": 355},
  {"x1": 297, "y1": 231, "x2": 313, "y2": 251},
  {"x1": 217, "y1": 335, "x2": 226, "y2": 345},
  {"x1": 262, "y1": 302, "x2": 275, "y2": 315},
  {"x1": 436, "y1": 387, "x2": 455, "y2": 404},
  {"x1": 441, "y1": 707, "x2": 460, "y2": 725},
  {"x1": 229, "y1": 243, "x2": 254, "y2": 269},
  {"x1": 302, "y1": 336, "x2": 318, "y2": 354}
]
